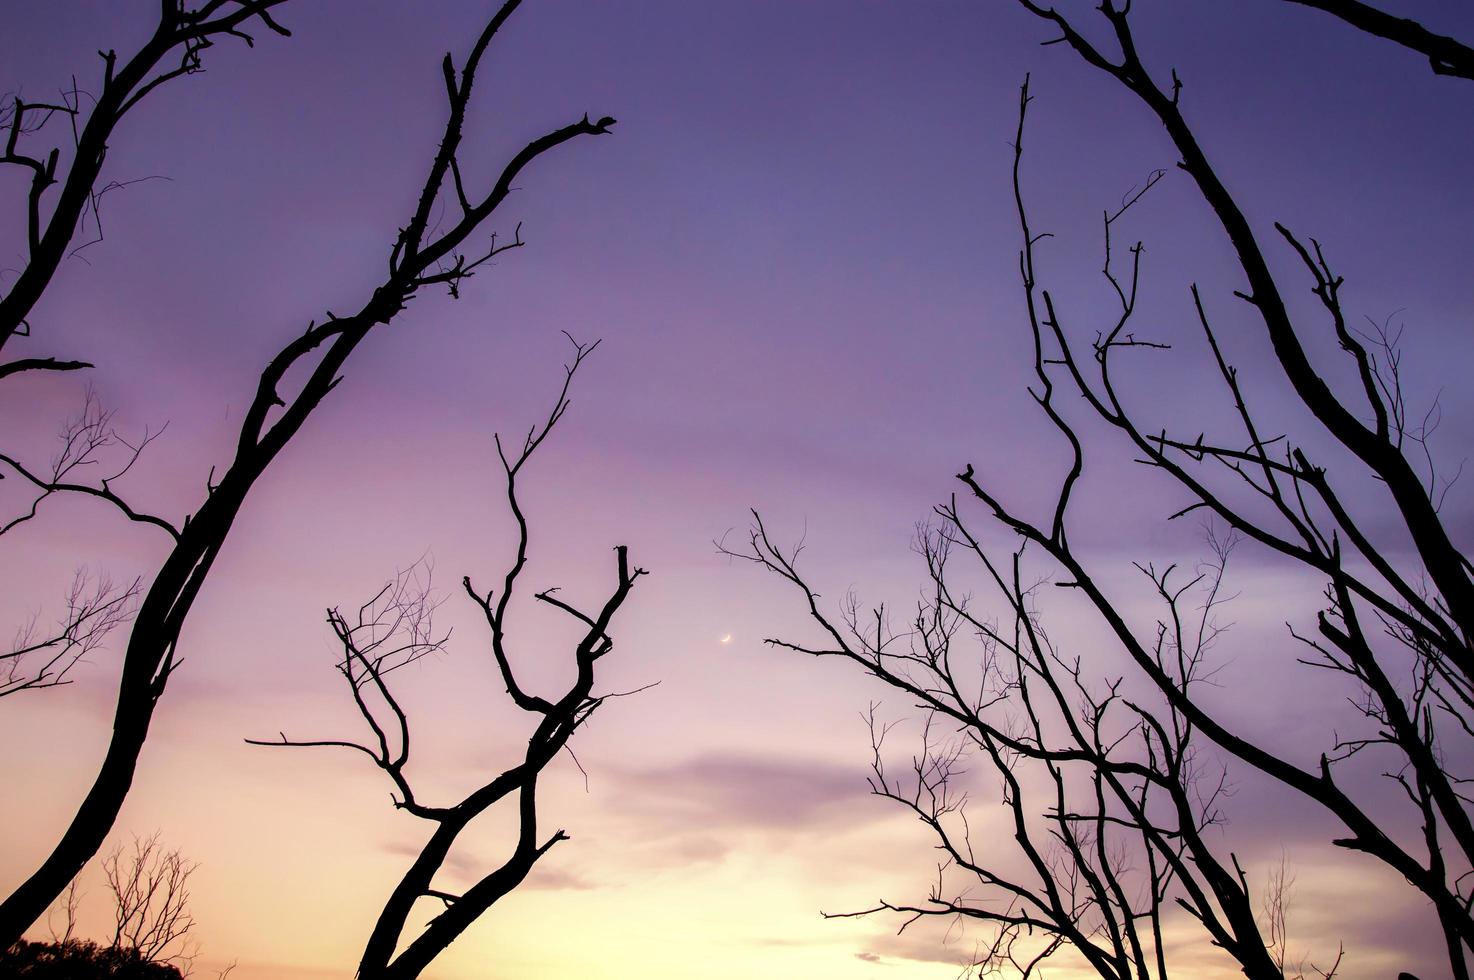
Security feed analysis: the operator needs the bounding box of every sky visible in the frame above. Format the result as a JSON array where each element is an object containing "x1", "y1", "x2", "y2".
[{"x1": 2, "y1": 1, "x2": 1473, "y2": 977}]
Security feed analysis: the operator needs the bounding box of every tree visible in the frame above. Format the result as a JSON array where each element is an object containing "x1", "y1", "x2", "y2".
[
  {"x1": 3, "y1": 832, "x2": 214, "y2": 980},
  {"x1": 249, "y1": 340, "x2": 647, "y2": 980},
  {"x1": 0, "y1": 939, "x2": 184, "y2": 980},
  {"x1": 0, "y1": 0, "x2": 616, "y2": 946},
  {"x1": 0, "y1": 1, "x2": 292, "y2": 382},
  {"x1": 102, "y1": 834, "x2": 197, "y2": 969},
  {"x1": 737, "y1": 0, "x2": 1471, "y2": 976},
  {"x1": 728, "y1": 97, "x2": 1333, "y2": 972},
  {"x1": 1, "y1": 1, "x2": 288, "y2": 706},
  {"x1": 730, "y1": 510, "x2": 1312, "y2": 978},
  {"x1": 1003, "y1": 1, "x2": 1474, "y2": 973}
]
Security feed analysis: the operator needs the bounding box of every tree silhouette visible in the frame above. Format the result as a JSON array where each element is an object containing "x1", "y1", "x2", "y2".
[
  {"x1": 738, "y1": 1, "x2": 1472, "y2": 976},
  {"x1": 1006, "y1": 2, "x2": 1474, "y2": 973},
  {"x1": 0, "y1": 939, "x2": 184, "y2": 980},
  {"x1": 729, "y1": 509, "x2": 1315, "y2": 979},
  {"x1": 0, "y1": 0, "x2": 615, "y2": 947},
  {"x1": 728, "y1": 95, "x2": 1342, "y2": 973},
  {"x1": 251, "y1": 341, "x2": 647, "y2": 980},
  {"x1": 3, "y1": 832, "x2": 219, "y2": 978},
  {"x1": 102, "y1": 833, "x2": 197, "y2": 969}
]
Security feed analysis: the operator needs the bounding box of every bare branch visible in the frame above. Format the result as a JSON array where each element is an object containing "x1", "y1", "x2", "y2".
[
  {"x1": 102, "y1": 832, "x2": 197, "y2": 965},
  {"x1": 2, "y1": 569, "x2": 139, "y2": 698},
  {"x1": 0, "y1": 0, "x2": 617, "y2": 944},
  {"x1": 252, "y1": 345, "x2": 647, "y2": 980},
  {"x1": 1282, "y1": 0, "x2": 1474, "y2": 80},
  {"x1": 0, "y1": 1, "x2": 294, "y2": 358}
]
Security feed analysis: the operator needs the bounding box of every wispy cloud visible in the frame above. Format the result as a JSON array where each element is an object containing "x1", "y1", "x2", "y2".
[
  {"x1": 616, "y1": 750, "x2": 884, "y2": 832},
  {"x1": 378, "y1": 839, "x2": 603, "y2": 892},
  {"x1": 523, "y1": 864, "x2": 602, "y2": 892},
  {"x1": 572, "y1": 750, "x2": 899, "y2": 879},
  {"x1": 381, "y1": 839, "x2": 482, "y2": 881},
  {"x1": 856, "y1": 921, "x2": 979, "y2": 970}
]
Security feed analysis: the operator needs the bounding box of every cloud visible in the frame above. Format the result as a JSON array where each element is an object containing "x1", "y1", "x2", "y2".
[
  {"x1": 522, "y1": 864, "x2": 602, "y2": 891},
  {"x1": 376, "y1": 840, "x2": 601, "y2": 892},
  {"x1": 857, "y1": 920, "x2": 996, "y2": 970},
  {"x1": 381, "y1": 839, "x2": 482, "y2": 880},
  {"x1": 576, "y1": 750, "x2": 896, "y2": 876},
  {"x1": 617, "y1": 750, "x2": 885, "y2": 832},
  {"x1": 650, "y1": 832, "x2": 733, "y2": 866}
]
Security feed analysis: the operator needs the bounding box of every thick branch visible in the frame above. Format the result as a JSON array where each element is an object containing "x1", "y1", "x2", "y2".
[{"x1": 1283, "y1": 0, "x2": 1474, "y2": 80}]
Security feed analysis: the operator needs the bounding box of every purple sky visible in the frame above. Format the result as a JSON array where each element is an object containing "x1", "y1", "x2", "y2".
[{"x1": 3, "y1": 2, "x2": 1473, "y2": 977}]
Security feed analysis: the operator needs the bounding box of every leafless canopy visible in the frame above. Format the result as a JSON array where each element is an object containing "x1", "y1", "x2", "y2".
[
  {"x1": 251, "y1": 340, "x2": 647, "y2": 980},
  {"x1": 999, "y1": 2, "x2": 1474, "y2": 974},
  {"x1": 736, "y1": 1, "x2": 1472, "y2": 976},
  {"x1": 0, "y1": 0, "x2": 615, "y2": 946},
  {"x1": 729, "y1": 500, "x2": 1326, "y2": 979},
  {"x1": 102, "y1": 832, "x2": 198, "y2": 967}
]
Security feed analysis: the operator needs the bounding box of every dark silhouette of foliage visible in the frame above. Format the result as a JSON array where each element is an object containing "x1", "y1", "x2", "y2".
[{"x1": 0, "y1": 940, "x2": 183, "y2": 980}]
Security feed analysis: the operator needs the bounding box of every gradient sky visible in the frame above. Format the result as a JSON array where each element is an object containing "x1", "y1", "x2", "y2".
[{"x1": 3, "y1": 2, "x2": 1474, "y2": 977}]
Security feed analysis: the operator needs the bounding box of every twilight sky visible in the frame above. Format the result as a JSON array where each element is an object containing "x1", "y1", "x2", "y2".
[{"x1": 2, "y1": 1, "x2": 1473, "y2": 977}]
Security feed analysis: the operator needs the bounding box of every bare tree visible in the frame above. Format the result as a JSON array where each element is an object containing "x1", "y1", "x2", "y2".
[
  {"x1": 725, "y1": 96, "x2": 1289, "y2": 980},
  {"x1": 993, "y1": 3, "x2": 1474, "y2": 974},
  {"x1": 0, "y1": 0, "x2": 616, "y2": 945},
  {"x1": 43, "y1": 879, "x2": 82, "y2": 947},
  {"x1": 0, "y1": 1, "x2": 293, "y2": 381},
  {"x1": 102, "y1": 833, "x2": 197, "y2": 969},
  {"x1": 724, "y1": 79, "x2": 1291, "y2": 980},
  {"x1": 736, "y1": 2, "x2": 1473, "y2": 974},
  {"x1": 250, "y1": 340, "x2": 647, "y2": 980},
  {"x1": 730, "y1": 509, "x2": 1334, "y2": 978},
  {"x1": 1260, "y1": 855, "x2": 1345, "y2": 980}
]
